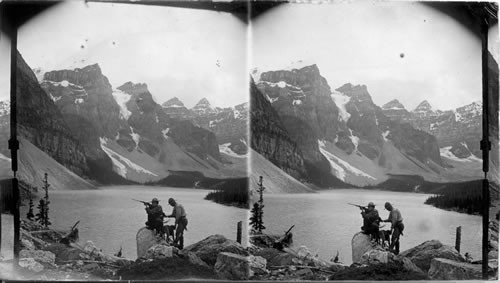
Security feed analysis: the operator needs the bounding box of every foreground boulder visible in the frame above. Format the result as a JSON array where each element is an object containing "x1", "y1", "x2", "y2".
[
  {"x1": 428, "y1": 258, "x2": 482, "y2": 280},
  {"x1": 255, "y1": 248, "x2": 295, "y2": 267},
  {"x1": 143, "y1": 244, "x2": 177, "y2": 260},
  {"x1": 20, "y1": 249, "x2": 56, "y2": 266},
  {"x1": 19, "y1": 258, "x2": 44, "y2": 273},
  {"x1": 214, "y1": 252, "x2": 251, "y2": 280},
  {"x1": 359, "y1": 249, "x2": 424, "y2": 274},
  {"x1": 136, "y1": 227, "x2": 159, "y2": 259},
  {"x1": 399, "y1": 240, "x2": 465, "y2": 272},
  {"x1": 352, "y1": 232, "x2": 373, "y2": 263},
  {"x1": 184, "y1": 235, "x2": 248, "y2": 266}
]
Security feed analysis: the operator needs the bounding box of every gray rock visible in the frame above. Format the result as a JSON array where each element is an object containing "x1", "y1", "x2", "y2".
[
  {"x1": 400, "y1": 240, "x2": 465, "y2": 272},
  {"x1": 428, "y1": 258, "x2": 482, "y2": 280},
  {"x1": 255, "y1": 248, "x2": 295, "y2": 266},
  {"x1": 20, "y1": 249, "x2": 55, "y2": 265},
  {"x1": 19, "y1": 258, "x2": 44, "y2": 273},
  {"x1": 184, "y1": 234, "x2": 248, "y2": 267},
  {"x1": 136, "y1": 227, "x2": 158, "y2": 259},
  {"x1": 143, "y1": 244, "x2": 176, "y2": 260},
  {"x1": 249, "y1": 255, "x2": 267, "y2": 277},
  {"x1": 214, "y1": 252, "x2": 250, "y2": 280},
  {"x1": 352, "y1": 232, "x2": 373, "y2": 263}
]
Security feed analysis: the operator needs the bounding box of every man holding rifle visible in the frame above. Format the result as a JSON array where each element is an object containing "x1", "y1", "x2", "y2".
[
  {"x1": 134, "y1": 198, "x2": 165, "y2": 237},
  {"x1": 350, "y1": 202, "x2": 381, "y2": 243}
]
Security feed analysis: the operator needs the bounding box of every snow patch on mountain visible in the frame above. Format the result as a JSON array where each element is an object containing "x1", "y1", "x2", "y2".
[
  {"x1": 331, "y1": 91, "x2": 351, "y2": 122},
  {"x1": 74, "y1": 98, "x2": 84, "y2": 104},
  {"x1": 318, "y1": 140, "x2": 376, "y2": 181},
  {"x1": 162, "y1": 128, "x2": 170, "y2": 138},
  {"x1": 48, "y1": 92, "x2": 62, "y2": 102},
  {"x1": 440, "y1": 146, "x2": 482, "y2": 163},
  {"x1": 100, "y1": 138, "x2": 158, "y2": 177},
  {"x1": 112, "y1": 89, "x2": 132, "y2": 120},
  {"x1": 130, "y1": 127, "x2": 140, "y2": 150},
  {"x1": 219, "y1": 143, "x2": 246, "y2": 158},
  {"x1": 382, "y1": 130, "x2": 390, "y2": 141},
  {"x1": 293, "y1": 100, "x2": 303, "y2": 105},
  {"x1": 265, "y1": 94, "x2": 278, "y2": 103},
  {"x1": 348, "y1": 129, "x2": 360, "y2": 151},
  {"x1": 0, "y1": 152, "x2": 11, "y2": 161},
  {"x1": 233, "y1": 109, "x2": 242, "y2": 119}
]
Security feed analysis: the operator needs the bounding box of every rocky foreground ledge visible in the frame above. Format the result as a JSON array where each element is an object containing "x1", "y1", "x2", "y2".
[{"x1": 4, "y1": 219, "x2": 499, "y2": 280}]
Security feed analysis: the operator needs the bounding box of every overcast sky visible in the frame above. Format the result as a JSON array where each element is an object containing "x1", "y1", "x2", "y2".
[
  {"x1": 5, "y1": 1, "x2": 247, "y2": 108},
  {"x1": 252, "y1": 2, "x2": 499, "y2": 111},
  {"x1": 0, "y1": 1, "x2": 498, "y2": 111}
]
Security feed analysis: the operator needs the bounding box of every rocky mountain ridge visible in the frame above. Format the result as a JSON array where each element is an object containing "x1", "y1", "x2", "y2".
[
  {"x1": 25, "y1": 58, "x2": 245, "y2": 185},
  {"x1": 252, "y1": 63, "x2": 483, "y2": 189},
  {"x1": 162, "y1": 97, "x2": 248, "y2": 155},
  {"x1": 381, "y1": 98, "x2": 482, "y2": 159}
]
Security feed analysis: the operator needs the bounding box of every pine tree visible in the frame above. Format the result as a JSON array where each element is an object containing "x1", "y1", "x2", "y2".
[
  {"x1": 249, "y1": 176, "x2": 266, "y2": 233},
  {"x1": 42, "y1": 173, "x2": 51, "y2": 227},
  {"x1": 26, "y1": 185, "x2": 35, "y2": 221},
  {"x1": 35, "y1": 199, "x2": 46, "y2": 225}
]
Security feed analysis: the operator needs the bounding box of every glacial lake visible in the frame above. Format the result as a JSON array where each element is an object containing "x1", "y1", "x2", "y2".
[
  {"x1": 24, "y1": 187, "x2": 482, "y2": 264},
  {"x1": 43, "y1": 186, "x2": 249, "y2": 259},
  {"x1": 263, "y1": 189, "x2": 482, "y2": 264}
]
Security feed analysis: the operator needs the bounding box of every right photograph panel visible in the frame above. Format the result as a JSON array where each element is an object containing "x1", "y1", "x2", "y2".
[{"x1": 249, "y1": 2, "x2": 498, "y2": 280}]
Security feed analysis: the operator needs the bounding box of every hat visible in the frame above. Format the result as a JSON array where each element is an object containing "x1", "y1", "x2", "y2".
[
  {"x1": 152, "y1": 198, "x2": 159, "y2": 203},
  {"x1": 385, "y1": 202, "x2": 392, "y2": 207},
  {"x1": 168, "y1": 198, "x2": 175, "y2": 204},
  {"x1": 367, "y1": 202, "x2": 375, "y2": 207}
]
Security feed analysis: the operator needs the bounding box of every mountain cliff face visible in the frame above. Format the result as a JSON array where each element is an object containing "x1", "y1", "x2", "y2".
[
  {"x1": 255, "y1": 65, "x2": 353, "y2": 187},
  {"x1": 250, "y1": 78, "x2": 306, "y2": 180},
  {"x1": 17, "y1": 52, "x2": 90, "y2": 178}
]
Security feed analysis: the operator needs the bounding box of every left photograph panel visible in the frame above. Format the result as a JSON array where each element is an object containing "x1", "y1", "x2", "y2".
[{"x1": 1, "y1": 1, "x2": 249, "y2": 280}]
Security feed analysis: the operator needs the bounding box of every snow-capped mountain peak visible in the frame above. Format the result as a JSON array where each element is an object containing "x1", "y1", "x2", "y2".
[
  {"x1": 162, "y1": 97, "x2": 186, "y2": 108},
  {"x1": 382, "y1": 99, "x2": 406, "y2": 110},
  {"x1": 192, "y1": 98, "x2": 213, "y2": 114},
  {"x1": 413, "y1": 100, "x2": 433, "y2": 113}
]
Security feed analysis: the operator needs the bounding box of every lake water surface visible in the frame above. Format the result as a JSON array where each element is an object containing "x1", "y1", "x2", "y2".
[
  {"x1": 263, "y1": 189, "x2": 482, "y2": 264},
  {"x1": 47, "y1": 186, "x2": 248, "y2": 259}
]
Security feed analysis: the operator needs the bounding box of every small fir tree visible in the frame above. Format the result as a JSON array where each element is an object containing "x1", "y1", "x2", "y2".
[
  {"x1": 249, "y1": 176, "x2": 266, "y2": 233},
  {"x1": 42, "y1": 173, "x2": 51, "y2": 227},
  {"x1": 26, "y1": 185, "x2": 35, "y2": 221},
  {"x1": 35, "y1": 199, "x2": 46, "y2": 225}
]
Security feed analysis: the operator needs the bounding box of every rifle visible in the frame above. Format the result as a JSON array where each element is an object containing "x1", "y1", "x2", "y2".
[
  {"x1": 133, "y1": 199, "x2": 151, "y2": 207},
  {"x1": 284, "y1": 225, "x2": 295, "y2": 235},
  {"x1": 348, "y1": 203, "x2": 367, "y2": 210}
]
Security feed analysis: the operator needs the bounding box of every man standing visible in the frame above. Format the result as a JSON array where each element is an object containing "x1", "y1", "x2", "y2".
[
  {"x1": 167, "y1": 198, "x2": 188, "y2": 249},
  {"x1": 383, "y1": 202, "x2": 404, "y2": 254},
  {"x1": 361, "y1": 202, "x2": 380, "y2": 242},
  {"x1": 145, "y1": 198, "x2": 164, "y2": 237}
]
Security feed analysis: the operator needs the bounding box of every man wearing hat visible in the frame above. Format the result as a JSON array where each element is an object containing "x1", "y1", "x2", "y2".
[
  {"x1": 382, "y1": 202, "x2": 404, "y2": 254},
  {"x1": 361, "y1": 202, "x2": 380, "y2": 242},
  {"x1": 167, "y1": 198, "x2": 188, "y2": 249},
  {"x1": 145, "y1": 198, "x2": 165, "y2": 237}
]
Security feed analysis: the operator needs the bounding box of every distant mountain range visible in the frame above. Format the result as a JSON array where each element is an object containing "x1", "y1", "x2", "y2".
[
  {"x1": 251, "y1": 56, "x2": 499, "y2": 192},
  {"x1": 7, "y1": 52, "x2": 247, "y2": 190}
]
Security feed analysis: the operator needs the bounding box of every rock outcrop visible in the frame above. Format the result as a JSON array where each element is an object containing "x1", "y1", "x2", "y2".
[
  {"x1": 214, "y1": 252, "x2": 251, "y2": 280},
  {"x1": 136, "y1": 227, "x2": 159, "y2": 259},
  {"x1": 399, "y1": 240, "x2": 465, "y2": 272},
  {"x1": 184, "y1": 235, "x2": 249, "y2": 267},
  {"x1": 428, "y1": 258, "x2": 482, "y2": 280},
  {"x1": 351, "y1": 232, "x2": 373, "y2": 263}
]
